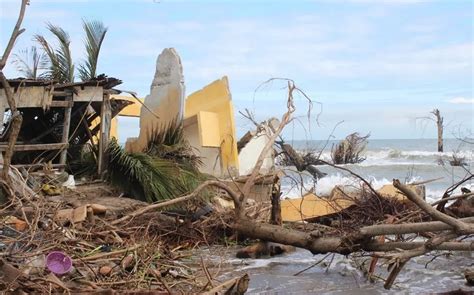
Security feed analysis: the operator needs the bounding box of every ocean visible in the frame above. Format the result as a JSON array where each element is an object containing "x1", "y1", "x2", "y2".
[{"x1": 281, "y1": 138, "x2": 474, "y2": 202}]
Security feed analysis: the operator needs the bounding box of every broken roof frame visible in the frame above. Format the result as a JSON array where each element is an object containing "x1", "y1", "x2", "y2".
[{"x1": 0, "y1": 76, "x2": 122, "y2": 174}]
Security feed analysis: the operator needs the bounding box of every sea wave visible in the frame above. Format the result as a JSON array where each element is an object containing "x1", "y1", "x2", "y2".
[
  {"x1": 315, "y1": 148, "x2": 474, "y2": 166},
  {"x1": 282, "y1": 173, "x2": 416, "y2": 198},
  {"x1": 281, "y1": 173, "x2": 473, "y2": 203}
]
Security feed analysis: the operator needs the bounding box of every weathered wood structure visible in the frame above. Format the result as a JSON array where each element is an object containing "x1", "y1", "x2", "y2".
[{"x1": 0, "y1": 76, "x2": 126, "y2": 174}]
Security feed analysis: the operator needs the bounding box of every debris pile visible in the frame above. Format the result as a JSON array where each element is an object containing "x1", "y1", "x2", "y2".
[{"x1": 0, "y1": 181, "x2": 239, "y2": 293}]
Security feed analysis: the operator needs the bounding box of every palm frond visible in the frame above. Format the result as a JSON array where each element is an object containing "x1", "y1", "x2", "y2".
[
  {"x1": 33, "y1": 35, "x2": 59, "y2": 80},
  {"x1": 35, "y1": 23, "x2": 74, "y2": 82},
  {"x1": 47, "y1": 23, "x2": 74, "y2": 82},
  {"x1": 146, "y1": 120, "x2": 203, "y2": 171},
  {"x1": 11, "y1": 46, "x2": 48, "y2": 79},
  {"x1": 107, "y1": 139, "x2": 204, "y2": 203},
  {"x1": 78, "y1": 19, "x2": 108, "y2": 81}
]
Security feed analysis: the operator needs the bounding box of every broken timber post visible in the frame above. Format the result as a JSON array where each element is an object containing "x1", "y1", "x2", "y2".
[
  {"x1": 59, "y1": 94, "x2": 73, "y2": 169},
  {"x1": 98, "y1": 93, "x2": 112, "y2": 176},
  {"x1": 270, "y1": 176, "x2": 282, "y2": 225}
]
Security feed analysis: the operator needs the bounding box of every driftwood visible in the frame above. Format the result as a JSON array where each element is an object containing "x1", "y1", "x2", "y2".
[
  {"x1": 277, "y1": 142, "x2": 326, "y2": 179},
  {"x1": 202, "y1": 274, "x2": 249, "y2": 295}
]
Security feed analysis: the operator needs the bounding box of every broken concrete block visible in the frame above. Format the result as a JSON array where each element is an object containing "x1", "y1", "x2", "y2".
[
  {"x1": 3, "y1": 216, "x2": 27, "y2": 231},
  {"x1": 54, "y1": 209, "x2": 74, "y2": 224},
  {"x1": 280, "y1": 193, "x2": 354, "y2": 222},
  {"x1": 55, "y1": 205, "x2": 88, "y2": 224},
  {"x1": 126, "y1": 48, "x2": 185, "y2": 153},
  {"x1": 377, "y1": 184, "x2": 426, "y2": 202},
  {"x1": 89, "y1": 204, "x2": 107, "y2": 214},
  {"x1": 238, "y1": 118, "x2": 279, "y2": 176},
  {"x1": 72, "y1": 205, "x2": 88, "y2": 223}
]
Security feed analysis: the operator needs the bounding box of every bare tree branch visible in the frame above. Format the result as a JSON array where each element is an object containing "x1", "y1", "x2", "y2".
[{"x1": 393, "y1": 179, "x2": 473, "y2": 233}]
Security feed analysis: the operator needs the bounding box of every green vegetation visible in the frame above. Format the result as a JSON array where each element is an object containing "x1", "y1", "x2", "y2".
[
  {"x1": 107, "y1": 122, "x2": 205, "y2": 203},
  {"x1": 14, "y1": 20, "x2": 107, "y2": 82}
]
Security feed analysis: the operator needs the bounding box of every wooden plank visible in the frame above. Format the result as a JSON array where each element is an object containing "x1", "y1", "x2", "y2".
[
  {"x1": 0, "y1": 143, "x2": 68, "y2": 151},
  {"x1": 13, "y1": 163, "x2": 66, "y2": 169},
  {"x1": 73, "y1": 86, "x2": 103, "y2": 102},
  {"x1": 98, "y1": 94, "x2": 111, "y2": 176},
  {"x1": 0, "y1": 86, "x2": 50, "y2": 108},
  {"x1": 52, "y1": 91, "x2": 69, "y2": 97},
  {"x1": 59, "y1": 95, "x2": 73, "y2": 167},
  {"x1": 50, "y1": 100, "x2": 73, "y2": 108}
]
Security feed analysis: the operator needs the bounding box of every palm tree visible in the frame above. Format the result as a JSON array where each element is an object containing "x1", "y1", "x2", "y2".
[
  {"x1": 11, "y1": 46, "x2": 48, "y2": 79},
  {"x1": 34, "y1": 23, "x2": 74, "y2": 83},
  {"x1": 78, "y1": 19, "x2": 108, "y2": 81}
]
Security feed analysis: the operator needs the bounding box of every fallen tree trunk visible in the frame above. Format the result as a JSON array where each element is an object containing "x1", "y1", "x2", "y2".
[{"x1": 234, "y1": 217, "x2": 347, "y2": 254}]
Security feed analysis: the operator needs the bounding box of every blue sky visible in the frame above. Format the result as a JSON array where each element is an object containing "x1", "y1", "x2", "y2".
[{"x1": 1, "y1": 0, "x2": 473, "y2": 141}]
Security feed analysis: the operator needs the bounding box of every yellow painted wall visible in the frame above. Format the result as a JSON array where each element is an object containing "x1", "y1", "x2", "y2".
[
  {"x1": 197, "y1": 111, "x2": 221, "y2": 147},
  {"x1": 184, "y1": 76, "x2": 239, "y2": 172},
  {"x1": 117, "y1": 96, "x2": 142, "y2": 117}
]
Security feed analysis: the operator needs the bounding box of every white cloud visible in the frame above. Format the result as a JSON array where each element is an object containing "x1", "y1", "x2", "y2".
[
  {"x1": 83, "y1": 9, "x2": 473, "y2": 100},
  {"x1": 447, "y1": 97, "x2": 474, "y2": 104}
]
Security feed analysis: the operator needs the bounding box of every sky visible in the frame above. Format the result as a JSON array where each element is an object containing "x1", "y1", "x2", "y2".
[{"x1": 1, "y1": 0, "x2": 473, "y2": 141}]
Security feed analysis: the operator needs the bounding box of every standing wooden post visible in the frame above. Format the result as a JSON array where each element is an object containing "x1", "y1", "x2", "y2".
[
  {"x1": 432, "y1": 109, "x2": 444, "y2": 152},
  {"x1": 59, "y1": 94, "x2": 73, "y2": 168},
  {"x1": 270, "y1": 176, "x2": 282, "y2": 225},
  {"x1": 98, "y1": 93, "x2": 111, "y2": 176}
]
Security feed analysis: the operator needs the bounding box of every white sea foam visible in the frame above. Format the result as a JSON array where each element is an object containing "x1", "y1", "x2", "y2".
[
  {"x1": 281, "y1": 173, "x2": 423, "y2": 198},
  {"x1": 315, "y1": 149, "x2": 474, "y2": 167},
  {"x1": 280, "y1": 171, "x2": 473, "y2": 201}
]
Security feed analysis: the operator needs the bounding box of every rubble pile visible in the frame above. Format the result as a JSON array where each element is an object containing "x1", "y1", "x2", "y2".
[{"x1": 0, "y1": 180, "x2": 237, "y2": 293}]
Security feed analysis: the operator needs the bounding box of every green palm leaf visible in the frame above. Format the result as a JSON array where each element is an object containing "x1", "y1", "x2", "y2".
[
  {"x1": 107, "y1": 138, "x2": 204, "y2": 203},
  {"x1": 11, "y1": 46, "x2": 48, "y2": 79},
  {"x1": 78, "y1": 19, "x2": 108, "y2": 81},
  {"x1": 34, "y1": 23, "x2": 74, "y2": 82}
]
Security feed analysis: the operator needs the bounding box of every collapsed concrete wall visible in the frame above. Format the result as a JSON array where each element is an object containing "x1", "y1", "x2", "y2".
[
  {"x1": 184, "y1": 77, "x2": 239, "y2": 177},
  {"x1": 238, "y1": 118, "x2": 279, "y2": 176},
  {"x1": 125, "y1": 48, "x2": 185, "y2": 153}
]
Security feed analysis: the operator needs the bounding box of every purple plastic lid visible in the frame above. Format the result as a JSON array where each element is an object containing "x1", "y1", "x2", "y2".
[{"x1": 46, "y1": 251, "x2": 72, "y2": 275}]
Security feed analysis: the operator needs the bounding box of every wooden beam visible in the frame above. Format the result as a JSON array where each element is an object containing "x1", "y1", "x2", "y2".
[
  {"x1": 13, "y1": 163, "x2": 66, "y2": 169},
  {"x1": 98, "y1": 94, "x2": 111, "y2": 176},
  {"x1": 59, "y1": 95, "x2": 73, "y2": 167},
  {"x1": 52, "y1": 91, "x2": 69, "y2": 97},
  {"x1": 0, "y1": 143, "x2": 68, "y2": 151},
  {"x1": 50, "y1": 100, "x2": 73, "y2": 108}
]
